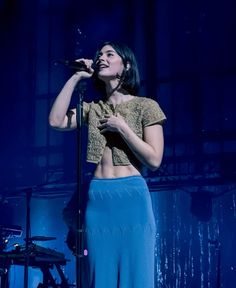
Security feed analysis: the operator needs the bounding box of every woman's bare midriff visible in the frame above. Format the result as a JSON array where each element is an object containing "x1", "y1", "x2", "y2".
[{"x1": 94, "y1": 146, "x2": 141, "y2": 179}]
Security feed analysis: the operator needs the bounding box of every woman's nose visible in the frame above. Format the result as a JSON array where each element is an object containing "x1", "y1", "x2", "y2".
[{"x1": 98, "y1": 54, "x2": 107, "y2": 62}]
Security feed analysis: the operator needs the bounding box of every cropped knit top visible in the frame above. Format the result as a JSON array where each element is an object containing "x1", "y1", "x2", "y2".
[{"x1": 83, "y1": 96, "x2": 166, "y2": 166}]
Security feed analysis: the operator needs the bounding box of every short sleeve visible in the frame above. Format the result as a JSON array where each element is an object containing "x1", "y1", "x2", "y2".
[
  {"x1": 142, "y1": 98, "x2": 166, "y2": 127},
  {"x1": 83, "y1": 101, "x2": 92, "y2": 123}
]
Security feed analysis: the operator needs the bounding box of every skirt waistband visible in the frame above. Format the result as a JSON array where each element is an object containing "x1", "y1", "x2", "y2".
[{"x1": 92, "y1": 175, "x2": 143, "y2": 183}]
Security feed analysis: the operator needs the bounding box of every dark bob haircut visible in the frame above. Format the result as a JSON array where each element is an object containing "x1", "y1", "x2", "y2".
[{"x1": 93, "y1": 41, "x2": 140, "y2": 96}]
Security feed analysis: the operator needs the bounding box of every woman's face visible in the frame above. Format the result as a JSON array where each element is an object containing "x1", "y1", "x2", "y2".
[{"x1": 96, "y1": 45, "x2": 125, "y2": 81}]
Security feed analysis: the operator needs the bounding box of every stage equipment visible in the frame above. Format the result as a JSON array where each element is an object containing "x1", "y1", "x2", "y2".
[
  {"x1": 0, "y1": 224, "x2": 22, "y2": 287},
  {"x1": 0, "y1": 243, "x2": 71, "y2": 287},
  {"x1": 0, "y1": 224, "x2": 22, "y2": 251}
]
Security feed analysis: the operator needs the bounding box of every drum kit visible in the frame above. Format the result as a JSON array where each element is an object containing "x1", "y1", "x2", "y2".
[
  {"x1": 0, "y1": 187, "x2": 74, "y2": 288},
  {"x1": 0, "y1": 225, "x2": 73, "y2": 288}
]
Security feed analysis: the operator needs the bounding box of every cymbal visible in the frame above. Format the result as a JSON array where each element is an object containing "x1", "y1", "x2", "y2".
[{"x1": 25, "y1": 236, "x2": 56, "y2": 241}]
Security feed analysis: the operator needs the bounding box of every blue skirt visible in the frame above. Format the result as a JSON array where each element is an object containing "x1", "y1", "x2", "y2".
[{"x1": 82, "y1": 175, "x2": 156, "y2": 288}]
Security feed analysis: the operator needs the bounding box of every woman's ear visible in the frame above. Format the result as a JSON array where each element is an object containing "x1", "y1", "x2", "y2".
[{"x1": 125, "y1": 62, "x2": 131, "y2": 71}]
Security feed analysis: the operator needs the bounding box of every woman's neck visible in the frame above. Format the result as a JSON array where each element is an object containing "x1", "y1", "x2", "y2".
[
  {"x1": 104, "y1": 79, "x2": 133, "y2": 105},
  {"x1": 106, "y1": 90, "x2": 133, "y2": 106}
]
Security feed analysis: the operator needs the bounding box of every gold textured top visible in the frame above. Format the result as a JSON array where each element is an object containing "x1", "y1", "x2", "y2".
[{"x1": 83, "y1": 96, "x2": 166, "y2": 166}]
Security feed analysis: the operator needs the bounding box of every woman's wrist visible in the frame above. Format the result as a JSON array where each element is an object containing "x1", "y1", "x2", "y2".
[{"x1": 70, "y1": 74, "x2": 81, "y2": 84}]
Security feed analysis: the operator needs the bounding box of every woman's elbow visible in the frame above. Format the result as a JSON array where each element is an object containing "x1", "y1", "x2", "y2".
[
  {"x1": 148, "y1": 156, "x2": 163, "y2": 171},
  {"x1": 48, "y1": 115, "x2": 62, "y2": 129},
  {"x1": 148, "y1": 163, "x2": 161, "y2": 172}
]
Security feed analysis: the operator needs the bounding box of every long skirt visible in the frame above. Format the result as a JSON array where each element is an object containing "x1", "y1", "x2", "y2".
[{"x1": 82, "y1": 175, "x2": 156, "y2": 288}]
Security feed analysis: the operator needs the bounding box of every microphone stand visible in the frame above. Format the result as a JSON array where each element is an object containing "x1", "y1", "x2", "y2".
[
  {"x1": 75, "y1": 81, "x2": 87, "y2": 288},
  {"x1": 55, "y1": 60, "x2": 89, "y2": 287}
]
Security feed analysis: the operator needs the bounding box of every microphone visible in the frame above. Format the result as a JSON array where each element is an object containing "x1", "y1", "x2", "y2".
[{"x1": 54, "y1": 60, "x2": 92, "y2": 72}]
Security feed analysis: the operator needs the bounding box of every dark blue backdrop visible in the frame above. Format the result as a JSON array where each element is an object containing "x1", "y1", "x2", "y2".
[{"x1": 1, "y1": 0, "x2": 236, "y2": 287}]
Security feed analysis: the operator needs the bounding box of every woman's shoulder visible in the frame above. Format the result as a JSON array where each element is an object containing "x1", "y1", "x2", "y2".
[
  {"x1": 131, "y1": 96, "x2": 159, "y2": 106},
  {"x1": 132, "y1": 96, "x2": 167, "y2": 123},
  {"x1": 83, "y1": 100, "x2": 104, "y2": 108}
]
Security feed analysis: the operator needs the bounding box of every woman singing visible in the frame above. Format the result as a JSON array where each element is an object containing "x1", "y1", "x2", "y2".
[{"x1": 49, "y1": 41, "x2": 166, "y2": 288}]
